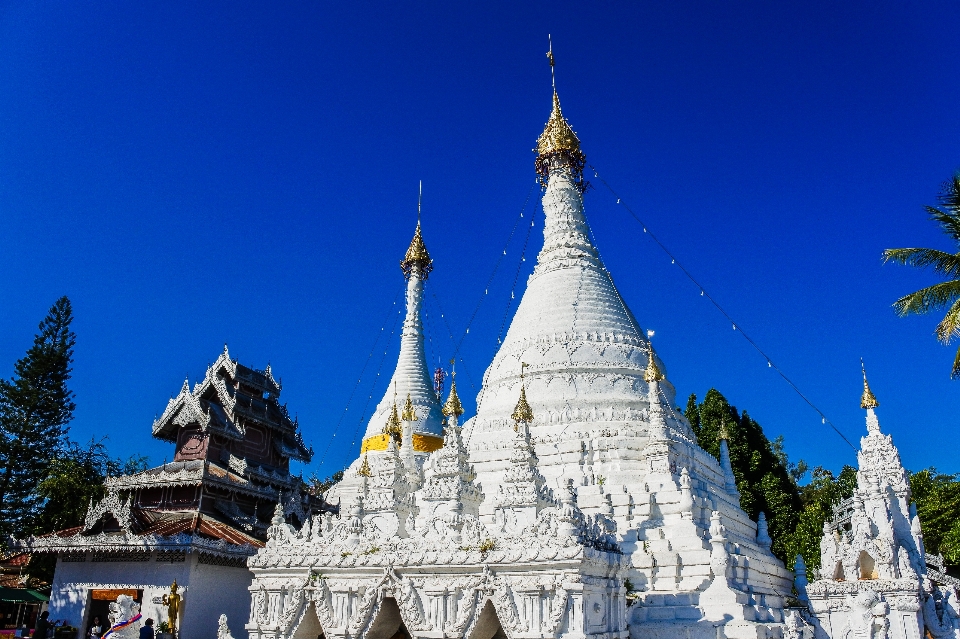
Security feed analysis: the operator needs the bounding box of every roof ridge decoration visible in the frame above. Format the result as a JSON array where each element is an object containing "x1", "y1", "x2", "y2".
[
  {"x1": 83, "y1": 490, "x2": 132, "y2": 533},
  {"x1": 400, "y1": 221, "x2": 434, "y2": 280}
]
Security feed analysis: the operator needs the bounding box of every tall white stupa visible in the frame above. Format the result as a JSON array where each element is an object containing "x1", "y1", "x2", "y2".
[{"x1": 243, "y1": 58, "x2": 795, "y2": 639}]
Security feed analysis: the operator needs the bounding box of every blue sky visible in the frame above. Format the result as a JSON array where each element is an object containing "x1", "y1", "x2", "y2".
[{"x1": 1, "y1": 1, "x2": 959, "y2": 481}]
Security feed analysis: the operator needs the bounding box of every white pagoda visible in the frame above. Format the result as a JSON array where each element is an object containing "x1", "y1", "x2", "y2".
[
  {"x1": 797, "y1": 370, "x2": 960, "y2": 639},
  {"x1": 242, "y1": 77, "x2": 793, "y2": 639}
]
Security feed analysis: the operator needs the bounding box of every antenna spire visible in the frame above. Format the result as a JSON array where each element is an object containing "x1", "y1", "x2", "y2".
[
  {"x1": 547, "y1": 35, "x2": 556, "y2": 90},
  {"x1": 418, "y1": 180, "x2": 422, "y2": 222}
]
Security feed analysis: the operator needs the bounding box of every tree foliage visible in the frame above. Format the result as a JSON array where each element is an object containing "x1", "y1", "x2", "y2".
[
  {"x1": 685, "y1": 389, "x2": 803, "y2": 563},
  {"x1": 26, "y1": 439, "x2": 148, "y2": 583},
  {"x1": 910, "y1": 468, "x2": 960, "y2": 564},
  {"x1": 787, "y1": 465, "x2": 857, "y2": 573},
  {"x1": 0, "y1": 297, "x2": 76, "y2": 538},
  {"x1": 308, "y1": 469, "x2": 345, "y2": 496},
  {"x1": 883, "y1": 173, "x2": 960, "y2": 377}
]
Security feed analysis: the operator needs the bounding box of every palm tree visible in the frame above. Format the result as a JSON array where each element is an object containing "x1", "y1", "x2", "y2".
[{"x1": 884, "y1": 173, "x2": 960, "y2": 377}]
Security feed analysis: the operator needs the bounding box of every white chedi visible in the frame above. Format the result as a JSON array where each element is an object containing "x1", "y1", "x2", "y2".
[
  {"x1": 803, "y1": 370, "x2": 960, "y2": 639},
  {"x1": 244, "y1": 85, "x2": 792, "y2": 639}
]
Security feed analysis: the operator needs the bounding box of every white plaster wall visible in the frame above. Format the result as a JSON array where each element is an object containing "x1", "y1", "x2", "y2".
[
  {"x1": 47, "y1": 554, "x2": 254, "y2": 639},
  {"x1": 183, "y1": 558, "x2": 254, "y2": 639},
  {"x1": 48, "y1": 557, "x2": 190, "y2": 630}
]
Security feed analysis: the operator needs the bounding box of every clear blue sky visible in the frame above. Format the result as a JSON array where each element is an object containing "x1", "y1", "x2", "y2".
[{"x1": 1, "y1": 1, "x2": 959, "y2": 481}]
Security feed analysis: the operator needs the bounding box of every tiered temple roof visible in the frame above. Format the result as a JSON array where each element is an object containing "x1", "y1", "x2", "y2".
[{"x1": 21, "y1": 348, "x2": 327, "y2": 564}]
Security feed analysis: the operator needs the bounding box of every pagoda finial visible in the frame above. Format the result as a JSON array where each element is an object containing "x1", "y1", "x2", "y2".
[
  {"x1": 511, "y1": 363, "x2": 534, "y2": 429},
  {"x1": 860, "y1": 359, "x2": 879, "y2": 410},
  {"x1": 400, "y1": 205, "x2": 434, "y2": 280},
  {"x1": 644, "y1": 334, "x2": 665, "y2": 383},
  {"x1": 534, "y1": 38, "x2": 586, "y2": 192},
  {"x1": 442, "y1": 371, "x2": 464, "y2": 419},
  {"x1": 401, "y1": 393, "x2": 417, "y2": 422}
]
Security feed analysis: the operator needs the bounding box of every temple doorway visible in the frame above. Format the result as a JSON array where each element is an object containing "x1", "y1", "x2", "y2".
[
  {"x1": 364, "y1": 598, "x2": 411, "y2": 639},
  {"x1": 291, "y1": 604, "x2": 325, "y2": 639},
  {"x1": 469, "y1": 601, "x2": 507, "y2": 639}
]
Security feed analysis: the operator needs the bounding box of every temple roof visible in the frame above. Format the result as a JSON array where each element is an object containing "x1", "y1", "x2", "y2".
[{"x1": 152, "y1": 346, "x2": 312, "y2": 463}]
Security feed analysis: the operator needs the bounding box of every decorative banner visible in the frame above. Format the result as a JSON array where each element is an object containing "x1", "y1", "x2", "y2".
[
  {"x1": 102, "y1": 613, "x2": 141, "y2": 639},
  {"x1": 91, "y1": 590, "x2": 138, "y2": 601}
]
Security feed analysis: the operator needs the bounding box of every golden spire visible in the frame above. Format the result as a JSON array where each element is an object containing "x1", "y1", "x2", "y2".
[
  {"x1": 536, "y1": 90, "x2": 582, "y2": 157},
  {"x1": 400, "y1": 200, "x2": 434, "y2": 280},
  {"x1": 534, "y1": 37, "x2": 587, "y2": 192},
  {"x1": 357, "y1": 454, "x2": 372, "y2": 477},
  {"x1": 511, "y1": 363, "x2": 534, "y2": 428},
  {"x1": 860, "y1": 359, "x2": 879, "y2": 409},
  {"x1": 383, "y1": 399, "x2": 402, "y2": 441},
  {"x1": 644, "y1": 341, "x2": 664, "y2": 383},
  {"x1": 442, "y1": 372, "x2": 464, "y2": 418},
  {"x1": 401, "y1": 393, "x2": 417, "y2": 421}
]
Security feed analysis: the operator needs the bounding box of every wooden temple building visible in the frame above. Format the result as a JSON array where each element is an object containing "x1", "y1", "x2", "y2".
[{"x1": 20, "y1": 347, "x2": 328, "y2": 639}]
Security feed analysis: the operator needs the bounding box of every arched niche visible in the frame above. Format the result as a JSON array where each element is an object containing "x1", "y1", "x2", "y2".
[
  {"x1": 469, "y1": 600, "x2": 508, "y2": 639},
  {"x1": 858, "y1": 551, "x2": 877, "y2": 580},
  {"x1": 291, "y1": 603, "x2": 325, "y2": 639},
  {"x1": 833, "y1": 562, "x2": 845, "y2": 581},
  {"x1": 364, "y1": 597, "x2": 411, "y2": 639}
]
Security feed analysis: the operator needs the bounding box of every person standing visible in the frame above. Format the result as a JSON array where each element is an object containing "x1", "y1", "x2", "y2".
[
  {"x1": 138, "y1": 619, "x2": 153, "y2": 639},
  {"x1": 33, "y1": 612, "x2": 50, "y2": 639},
  {"x1": 88, "y1": 617, "x2": 101, "y2": 639}
]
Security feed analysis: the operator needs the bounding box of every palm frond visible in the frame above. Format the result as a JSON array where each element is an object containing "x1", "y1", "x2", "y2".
[
  {"x1": 937, "y1": 298, "x2": 960, "y2": 344},
  {"x1": 951, "y1": 345, "x2": 960, "y2": 380},
  {"x1": 937, "y1": 174, "x2": 960, "y2": 211},
  {"x1": 882, "y1": 248, "x2": 960, "y2": 278},
  {"x1": 892, "y1": 280, "x2": 960, "y2": 316},
  {"x1": 925, "y1": 205, "x2": 960, "y2": 244}
]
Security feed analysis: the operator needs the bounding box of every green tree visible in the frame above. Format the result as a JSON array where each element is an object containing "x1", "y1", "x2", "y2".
[
  {"x1": 910, "y1": 468, "x2": 960, "y2": 564},
  {"x1": 0, "y1": 297, "x2": 76, "y2": 538},
  {"x1": 308, "y1": 469, "x2": 345, "y2": 495},
  {"x1": 786, "y1": 465, "x2": 857, "y2": 573},
  {"x1": 26, "y1": 439, "x2": 148, "y2": 583},
  {"x1": 684, "y1": 389, "x2": 803, "y2": 563},
  {"x1": 883, "y1": 173, "x2": 960, "y2": 377}
]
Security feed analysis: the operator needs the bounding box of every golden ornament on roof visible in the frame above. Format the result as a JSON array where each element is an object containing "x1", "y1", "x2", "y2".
[
  {"x1": 511, "y1": 385, "x2": 534, "y2": 428},
  {"x1": 357, "y1": 454, "x2": 372, "y2": 477},
  {"x1": 401, "y1": 393, "x2": 417, "y2": 422},
  {"x1": 383, "y1": 401, "x2": 402, "y2": 441},
  {"x1": 535, "y1": 90, "x2": 582, "y2": 157},
  {"x1": 644, "y1": 343, "x2": 665, "y2": 383},
  {"x1": 442, "y1": 375, "x2": 464, "y2": 418},
  {"x1": 860, "y1": 360, "x2": 879, "y2": 409},
  {"x1": 400, "y1": 221, "x2": 434, "y2": 280}
]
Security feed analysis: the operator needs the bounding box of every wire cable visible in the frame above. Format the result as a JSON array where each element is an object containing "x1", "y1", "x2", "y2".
[
  {"x1": 315, "y1": 284, "x2": 405, "y2": 469},
  {"x1": 588, "y1": 164, "x2": 856, "y2": 450}
]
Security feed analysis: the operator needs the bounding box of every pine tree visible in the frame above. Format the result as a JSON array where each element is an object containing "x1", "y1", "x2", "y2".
[
  {"x1": 0, "y1": 297, "x2": 76, "y2": 538},
  {"x1": 684, "y1": 389, "x2": 804, "y2": 563}
]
